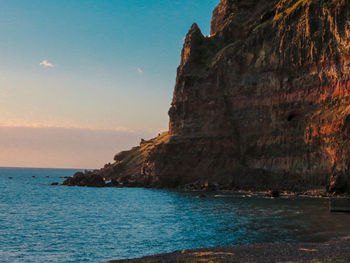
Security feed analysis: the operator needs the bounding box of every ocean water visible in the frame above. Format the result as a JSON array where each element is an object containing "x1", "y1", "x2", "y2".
[{"x1": 1, "y1": 168, "x2": 350, "y2": 262}]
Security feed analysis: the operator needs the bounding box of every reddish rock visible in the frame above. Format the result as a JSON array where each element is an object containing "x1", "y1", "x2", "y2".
[{"x1": 81, "y1": 0, "x2": 350, "y2": 193}]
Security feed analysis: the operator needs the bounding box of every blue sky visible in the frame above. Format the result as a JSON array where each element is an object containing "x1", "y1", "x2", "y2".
[{"x1": 0, "y1": 0, "x2": 219, "y2": 168}]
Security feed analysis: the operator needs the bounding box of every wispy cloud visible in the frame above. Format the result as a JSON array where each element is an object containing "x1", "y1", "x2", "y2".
[
  {"x1": 137, "y1": 67, "x2": 143, "y2": 74},
  {"x1": 39, "y1": 60, "x2": 54, "y2": 68},
  {"x1": 0, "y1": 122, "x2": 156, "y2": 133},
  {"x1": 0, "y1": 125, "x2": 156, "y2": 169}
]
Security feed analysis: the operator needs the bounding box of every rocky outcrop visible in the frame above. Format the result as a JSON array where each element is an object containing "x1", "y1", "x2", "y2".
[
  {"x1": 62, "y1": 172, "x2": 105, "y2": 187},
  {"x1": 77, "y1": 0, "x2": 350, "y2": 194}
]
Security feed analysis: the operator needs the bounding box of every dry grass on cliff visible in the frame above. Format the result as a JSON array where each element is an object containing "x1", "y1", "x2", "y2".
[
  {"x1": 113, "y1": 132, "x2": 170, "y2": 169},
  {"x1": 139, "y1": 132, "x2": 170, "y2": 155},
  {"x1": 274, "y1": 0, "x2": 345, "y2": 22},
  {"x1": 274, "y1": 0, "x2": 312, "y2": 21}
]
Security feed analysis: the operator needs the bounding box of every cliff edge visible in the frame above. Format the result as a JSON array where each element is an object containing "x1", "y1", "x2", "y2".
[{"x1": 69, "y1": 0, "x2": 350, "y2": 194}]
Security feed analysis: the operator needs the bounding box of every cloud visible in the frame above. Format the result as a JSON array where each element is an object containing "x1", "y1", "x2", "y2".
[
  {"x1": 137, "y1": 67, "x2": 143, "y2": 74},
  {"x1": 0, "y1": 122, "x2": 144, "y2": 133},
  {"x1": 39, "y1": 60, "x2": 54, "y2": 68},
  {"x1": 0, "y1": 125, "x2": 156, "y2": 169}
]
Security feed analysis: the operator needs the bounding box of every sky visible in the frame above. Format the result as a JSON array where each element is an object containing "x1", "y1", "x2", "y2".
[{"x1": 0, "y1": 0, "x2": 219, "y2": 169}]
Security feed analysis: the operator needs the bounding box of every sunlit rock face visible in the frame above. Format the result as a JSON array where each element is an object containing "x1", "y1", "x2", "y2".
[{"x1": 102, "y1": 0, "x2": 350, "y2": 193}]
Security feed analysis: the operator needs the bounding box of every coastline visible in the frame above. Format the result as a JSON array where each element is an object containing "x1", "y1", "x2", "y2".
[
  {"x1": 151, "y1": 188, "x2": 350, "y2": 199},
  {"x1": 106, "y1": 237, "x2": 350, "y2": 263},
  {"x1": 61, "y1": 170, "x2": 350, "y2": 199},
  {"x1": 59, "y1": 177, "x2": 350, "y2": 199}
]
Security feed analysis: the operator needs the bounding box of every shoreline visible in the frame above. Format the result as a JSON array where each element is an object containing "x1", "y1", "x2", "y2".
[
  {"x1": 61, "y1": 170, "x2": 350, "y2": 198},
  {"x1": 106, "y1": 237, "x2": 350, "y2": 263},
  {"x1": 163, "y1": 188, "x2": 350, "y2": 199},
  {"x1": 58, "y1": 180, "x2": 350, "y2": 199}
]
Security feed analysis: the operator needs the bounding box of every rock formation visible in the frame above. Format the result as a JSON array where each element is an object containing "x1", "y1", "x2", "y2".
[
  {"x1": 72, "y1": 0, "x2": 350, "y2": 193},
  {"x1": 62, "y1": 172, "x2": 105, "y2": 187}
]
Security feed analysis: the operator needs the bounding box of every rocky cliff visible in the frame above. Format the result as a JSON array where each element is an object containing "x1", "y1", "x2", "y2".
[{"x1": 69, "y1": 0, "x2": 350, "y2": 193}]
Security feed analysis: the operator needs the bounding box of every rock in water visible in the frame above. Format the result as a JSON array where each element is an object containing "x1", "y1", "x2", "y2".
[
  {"x1": 62, "y1": 172, "x2": 105, "y2": 187},
  {"x1": 266, "y1": 190, "x2": 280, "y2": 198},
  {"x1": 75, "y1": 0, "x2": 350, "y2": 193}
]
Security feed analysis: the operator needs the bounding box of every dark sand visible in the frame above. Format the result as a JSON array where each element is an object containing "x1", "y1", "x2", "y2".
[{"x1": 106, "y1": 237, "x2": 350, "y2": 263}]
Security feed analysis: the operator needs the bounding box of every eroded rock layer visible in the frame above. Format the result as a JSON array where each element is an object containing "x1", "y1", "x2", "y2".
[{"x1": 76, "y1": 0, "x2": 350, "y2": 193}]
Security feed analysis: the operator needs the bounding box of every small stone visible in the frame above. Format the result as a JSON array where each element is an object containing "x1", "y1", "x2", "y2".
[{"x1": 266, "y1": 190, "x2": 280, "y2": 198}]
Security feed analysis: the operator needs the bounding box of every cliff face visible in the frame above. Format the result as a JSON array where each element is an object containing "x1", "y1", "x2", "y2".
[{"x1": 97, "y1": 0, "x2": 350, "y2": 193}]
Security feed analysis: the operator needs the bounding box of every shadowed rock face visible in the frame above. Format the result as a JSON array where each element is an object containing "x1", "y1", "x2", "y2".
[{"x1": 83, "y1": 0, "x2": 350, "y2": 193}]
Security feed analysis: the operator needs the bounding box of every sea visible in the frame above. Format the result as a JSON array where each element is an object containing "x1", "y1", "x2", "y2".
[{"x1": 1, "y1": 167, "x2": 350, "y2": 262}]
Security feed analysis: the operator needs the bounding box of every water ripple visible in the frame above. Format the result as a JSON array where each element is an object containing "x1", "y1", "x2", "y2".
[{"x1": 1, "y1": 168, "x2": 350, "y2": 262}]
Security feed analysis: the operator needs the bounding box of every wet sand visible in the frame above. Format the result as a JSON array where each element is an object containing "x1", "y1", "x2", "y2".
[{"x1": 107, "y1": 237, "x2": 350, "y2": 263}]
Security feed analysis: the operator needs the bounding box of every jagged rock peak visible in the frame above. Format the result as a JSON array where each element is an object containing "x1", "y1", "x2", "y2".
[
  {"x1": 180, "y1": 22, "x2": 205, "y2": 67},
  {"x1": 189, "y1": 22, "x2": 201, "y2": 34}
]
